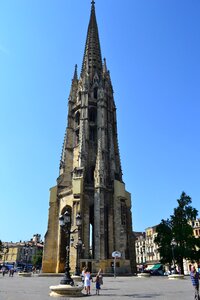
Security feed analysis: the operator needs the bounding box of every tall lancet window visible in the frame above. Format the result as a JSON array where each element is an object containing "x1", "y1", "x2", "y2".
[
  {"x1": 89, "y1": 126, "x2": 96, "y2": 142},
  {"x1": 78, "y1": 91, "x2": 81, "y2": 102},
  {"x1": 75, "y1": 111, "x2": 80, "y2": 126},
  {"x1": 94, "y1": 87, "x2": 98, "y2": 99},
  {"x1": 75, "y1": 129, "x2": 79, "y2": 146},
  {"x1": 89, "y1": 108, "x2": 96, "y2": 123},
  {"x1": 121, "y1": 199, "x2": 127, "y2": 226}
]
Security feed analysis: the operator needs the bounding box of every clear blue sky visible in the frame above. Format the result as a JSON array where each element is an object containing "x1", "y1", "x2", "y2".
[{"x1": 0, "y1": 0, "x2": 200, "y2": 242}]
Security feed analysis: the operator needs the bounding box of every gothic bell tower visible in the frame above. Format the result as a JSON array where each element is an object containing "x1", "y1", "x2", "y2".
[{"x1": 42, "y1": 1, "x2": 135, "y2": 274}]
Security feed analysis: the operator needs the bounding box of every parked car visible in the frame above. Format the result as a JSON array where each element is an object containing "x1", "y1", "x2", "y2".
[
  {"x1": 150, "y1": 269, "x2": 164, "y2": 276},
  {"x1": 15, "y1": 267, "x2": 23, "y2": 272}
]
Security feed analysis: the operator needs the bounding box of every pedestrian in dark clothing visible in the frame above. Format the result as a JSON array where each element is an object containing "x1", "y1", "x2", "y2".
[
  {"x1": 97, "y1": 268, "x2": 103, "y2": 287},
  {"x1": 190, "y1": 265, "x2": 199, "y2": 300},
  {"x1": 95, "y1": 274, "x2": 100, "y2": 295},
  {"x1": 2, "y1": 266, "x2": 6, "y2": 276}
]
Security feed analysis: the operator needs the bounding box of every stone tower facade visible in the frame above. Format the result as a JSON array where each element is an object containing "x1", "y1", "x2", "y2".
[{"x1": 42, "y1": 1, "x2": 135, "y2": 274}]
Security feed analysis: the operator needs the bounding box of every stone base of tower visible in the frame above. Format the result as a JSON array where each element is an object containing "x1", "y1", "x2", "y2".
[
  {"x1": 79, "y1": 259, "x2": 132, "y2": 275},
  {"x1": 42, "y1": 186, "x2": 60, "y2": 274}
]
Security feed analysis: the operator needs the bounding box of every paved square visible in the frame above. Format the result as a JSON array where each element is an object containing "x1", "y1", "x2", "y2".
[{"x1": 0, "y1": 274, "x2": 194, "y2": 300}]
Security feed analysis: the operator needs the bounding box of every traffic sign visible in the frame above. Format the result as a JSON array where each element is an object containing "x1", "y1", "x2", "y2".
[{"x1": 112, "y1": 251, "x2": 121, "y2": 258}]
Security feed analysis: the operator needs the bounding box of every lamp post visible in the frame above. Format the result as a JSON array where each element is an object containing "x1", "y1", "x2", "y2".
[
  {"x1": 171, "y1": 238, "x2": 177, "y2": 274},
  {"x1": 59, "y1": 210, "x2": 73, "y2": 285},
  {"x1": 74, "y1": 213, "x2": 85, "y2": 276},
  {"x1": 59, "y1": 210, "x2": 84, "y2": 284},
  {"x1": 141, "y1": 244, "x2": 145, "y2": 272},
  {"x1": 23, "y1": 243, "x2": 32, "y2": 272},
  {"x1": 71, "y1": 236, "x2": 85, "y2": 276},
  {"x1": 136, "y1": 243, "x2": 145, "y2": 273},
  {"x1": 2, "y1": 244, "x2": 9, "y2": 266}
]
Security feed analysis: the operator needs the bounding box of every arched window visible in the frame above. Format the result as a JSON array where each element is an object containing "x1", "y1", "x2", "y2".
[
  {"x1": 94, "y1": 87, "x2": 98, "y2": 99},
  {"x1": 75, "y1": 129, "x2": 79, "y2": 146},
  {"x1": 75, "y1": 111, "x2": 80, "y2": 126},
  {"x1": 120, "y1": 199, "x2": 126, "y2": 226},
  {"x1": 86, "y1": 166, "x2": 95, "y2": 184},
  {"x1": 89, "y1": 126, "x2": 96, "y2": 142},
  {"x1": 89, "y1": 108, "x2": 96, "y2": 123},
  {"x1": 90, "y1": 166, "x2": 95, "y2": 183},
  {"x1": 78, "y1": 91, "x2": 81, "y2": 102}
]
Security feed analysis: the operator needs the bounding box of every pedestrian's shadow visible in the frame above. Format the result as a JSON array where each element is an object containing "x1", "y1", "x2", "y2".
[
  {"x1": 99, "y1": 293, "x2": 161, "y2": 298},
  {"x1": 101, "y1": 288, "x2": 118, "y2": 291},
  {"x1": 123, "y1": 293, "x2": 161, "y2": 298}
]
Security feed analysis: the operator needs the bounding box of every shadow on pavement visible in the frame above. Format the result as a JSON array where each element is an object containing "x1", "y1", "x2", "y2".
[{"x1": 123, "y1": 293, "x2": 161, "y2": 298}]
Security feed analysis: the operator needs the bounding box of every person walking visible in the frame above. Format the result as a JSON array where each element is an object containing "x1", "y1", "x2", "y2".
[
  {"x1": 97, "y1": 268, "x2": 103, "y2": 287},
  {"x1": 190, "y1": 265, "x2": 199, "y2": 300},
  {"x1": 9, "y1": 268, "x2": 14, "y2": 277},
  {"x1": 94, "y1": 274, "x2": 101, "y2": 295},
  {"x1": 81, "y1": 267, "x2": 86, "y2": 285},
  {"x1": 2, "y1": 266, "x2": 6, "y2": 276},
  {"x1": 84, "y1": 268, "x2": 92, "y2": 295}
]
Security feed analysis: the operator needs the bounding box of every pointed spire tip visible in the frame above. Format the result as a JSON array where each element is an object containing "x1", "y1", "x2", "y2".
[{"x1": 73, "y1": 64, "x2": 78, "y2": 80}]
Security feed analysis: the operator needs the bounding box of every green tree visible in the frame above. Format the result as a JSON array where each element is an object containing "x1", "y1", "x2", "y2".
[
  {"x1": 32, "y1": 250, "x2": 43, "y2": 269},
  {"x1": 155, "y1": 192, "x2": 199, "y2": 274},
  {"x1": 154, "y1": 219, "x2": 173, "y2": 265}
]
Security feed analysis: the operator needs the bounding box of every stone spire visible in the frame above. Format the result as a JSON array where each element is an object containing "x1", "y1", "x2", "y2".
[
  {"x1": 58, "y1": 66, "x2": 78, "y2": 178},
  {"x1": 73, "y1": 64, "x2": 78, "y2": 81},
  {"x1": 81, "y1": 1, "x2": 102, "y2": 80},
  {"x1": 42, "y1": 1, "x2": 135, "y2": 276},
  {"x1": 103, "y1": 57, "x2": 107, "y2": 73}
]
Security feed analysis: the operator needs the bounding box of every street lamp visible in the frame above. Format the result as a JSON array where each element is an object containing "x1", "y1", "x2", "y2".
[
  {"x1": 23, "y1": 243, "x2": 32, "y2": 272},
  {"x1": 59, "y1": 210, "x2": 73, "y2": 285},
  {"x1": 59, "y1": 210, "x2": 84, "y2": 284},
  {"x1": 136, "y1": 243, "x2": 145, "y2": 273},
  {"x1": 74, "y1": 213, "x2": 85, "y2": 276},
  {"x1": 2, "y1": 244, "x2": 9, "y2": 265},
  {"x1": 71, "y1": 236, "x2": 85, "y2": 276},
  {"x1": 171, "y1": 238, "x2": 177, "y2": 274},
  {"x1": 140, "y1": 244, "x2": 145, "y2": 272}
]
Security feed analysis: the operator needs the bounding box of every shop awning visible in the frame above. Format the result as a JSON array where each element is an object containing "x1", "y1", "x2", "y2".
[
  {"x1": 145, "y1": 265, "x2": 154, "y2": 270},
  {"x1": 151, "y1": 263, "x2": 162, "y2": 270}
]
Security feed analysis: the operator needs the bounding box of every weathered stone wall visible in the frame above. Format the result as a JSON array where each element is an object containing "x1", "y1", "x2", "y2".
[{"x1": 42, "y1": 186, "x2": 59, "y2": 273}]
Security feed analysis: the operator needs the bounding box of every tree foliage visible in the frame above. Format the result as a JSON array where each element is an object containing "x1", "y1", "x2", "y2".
[
  {"x1": 32, "y1": 250, "x2": 43, "y2": 268},
  {"x1": 154, "y1": 192, "x2": 200, "y2": 274}
]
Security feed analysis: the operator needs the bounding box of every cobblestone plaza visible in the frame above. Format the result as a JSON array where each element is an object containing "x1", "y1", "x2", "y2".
[{"x1": 0, "y1": 275, "x2": 194, "y2": 300}]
